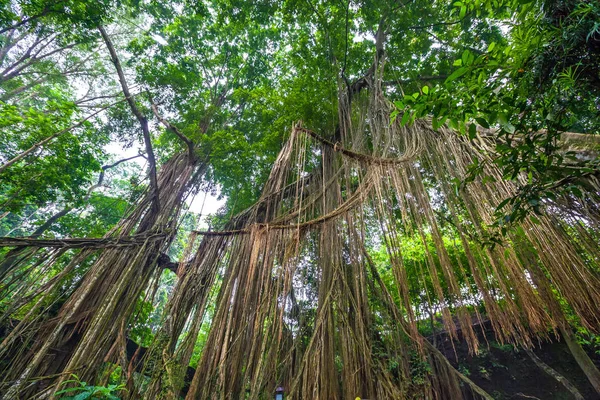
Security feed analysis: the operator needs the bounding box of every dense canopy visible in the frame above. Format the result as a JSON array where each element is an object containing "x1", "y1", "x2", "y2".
[{"x1": 0, "y1": 0, "x2": 599, "y2": 399}]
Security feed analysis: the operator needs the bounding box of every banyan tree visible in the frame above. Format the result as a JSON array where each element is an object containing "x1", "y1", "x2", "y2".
[{"x1": 1, "y1": 0, "x2": 600, "y2": 399}]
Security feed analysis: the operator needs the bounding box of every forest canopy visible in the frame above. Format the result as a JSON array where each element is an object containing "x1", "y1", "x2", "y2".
[{"x1": 0, "y1": 0, "x2": 599, "y2": 399}]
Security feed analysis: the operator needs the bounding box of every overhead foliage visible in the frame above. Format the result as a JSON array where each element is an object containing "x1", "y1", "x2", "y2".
[{"x1": 0, "y1": 0, "x2": 599, "y2": 399}]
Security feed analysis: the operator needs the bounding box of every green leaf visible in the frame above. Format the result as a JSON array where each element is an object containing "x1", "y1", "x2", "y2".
[
  {"x1": 432, "y1": 116, "x2": 447, "y2": 130},
  {"x1": 461, "y1": 50, "x2": 472, "y2": 66},
  {"x1": 73, "y1": 392, "x2": 92, "y2": 400},
  {"x1": 400, "y1": 111, "x2": 410, "y2": 126},
  {"x1": 445, "y1": 67, "x2": 469, "y2": 83},
  {"x1": 496, "y1": 198, "x2": 512, "y2": 209},
  {"x1": 498, "y1": 114, "x2": 515, "y2": 133},
  {"x1": 468, "y1": 123, "x2": 477, "y2": 139},
  {"x1": 422, "y1": 86, "x2": 429, "y2": 95},
  {"x1": 478, "y1": 71, "x2": 485, "y2": 84},
  {"x1": 475, "y1": 117, "x2": 489, "y2": 129}
]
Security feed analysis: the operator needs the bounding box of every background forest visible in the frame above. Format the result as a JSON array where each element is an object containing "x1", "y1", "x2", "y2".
[{"x1": 1, "y1": 0, "x2": 600, "y2": 399}]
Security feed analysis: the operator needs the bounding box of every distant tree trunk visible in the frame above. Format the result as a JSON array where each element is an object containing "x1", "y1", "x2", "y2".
[
  {"x1": 559, "y1": 324, "x2": 600, "y2": 395},
  {"x1": 522, "y1": 248, "x2": 600, "y2": 396},
  {"x1": 524, "y1": 348, "x2": 585, "y2": 400}
]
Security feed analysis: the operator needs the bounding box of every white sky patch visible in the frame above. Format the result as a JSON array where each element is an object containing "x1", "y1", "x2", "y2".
[
  {"x1": 105, "y1": 141, "x2": 145, "y2": 164},
  {"x1": 151, "y1": 34, "x2": 168, "y2": 46},
  {"x1": 353, "y1": 31, "x2": 374, "y2": 43},
  {"x1": 187, "y1": 190, "x2": 226, "y2": 215}
]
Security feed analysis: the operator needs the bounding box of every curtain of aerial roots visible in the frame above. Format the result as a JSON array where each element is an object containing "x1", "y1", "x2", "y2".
[
  {"x1": 139, "y1": 84, "x2": 600, "y2": 399},
  {"x1": 0, "y1": 152, "x2": 202, "y2": 398}
]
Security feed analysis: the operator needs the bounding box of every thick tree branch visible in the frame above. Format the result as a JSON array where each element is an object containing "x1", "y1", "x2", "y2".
[
  {"x1": 0, "y1": 154, "x2": 144, "y2": 278},
  {"x1": 296, "y1": 126, "x2": 413, "y2": 165},
  {"x1": 348, "y1": 16, "x2": 387, "y2": 97},
  {"x1": 98, "y1": 25, "x2": 160, "y2": 211},
  {"x1": 0, "y1": 233, "x2": 168, "y2": 249}
]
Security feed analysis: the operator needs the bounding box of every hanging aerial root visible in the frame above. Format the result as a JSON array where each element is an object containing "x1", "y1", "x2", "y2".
[{"x1": 5, "y1": 51, "x2": 599, "y2": 400}]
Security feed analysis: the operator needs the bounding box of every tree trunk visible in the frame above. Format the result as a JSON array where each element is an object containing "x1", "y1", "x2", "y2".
[
  {"x1": 523, "y1": 251, "x2": 600, "y2": 397},
  {"x1": 560, "y1": 324, "x2": 600, "y2": 395},
  {"x1": 524, "y1": 348, "x2": 585, "y2": 400}
]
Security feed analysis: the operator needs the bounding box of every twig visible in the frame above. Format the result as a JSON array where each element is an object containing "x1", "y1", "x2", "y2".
[
  {"x1": 512, "y1": 394, "x2": 541, "y2": 400},
  {"x1": 85, "y1": 154, "x2": 143, "y2": 197},
  {"x1": 382, "y1": 75, "x2": 448, "y2": 86}
]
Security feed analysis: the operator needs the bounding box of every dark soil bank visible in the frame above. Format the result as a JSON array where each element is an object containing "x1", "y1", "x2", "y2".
[{"x1": 434, "y1": 321, "x2": 600, "y2": 400}]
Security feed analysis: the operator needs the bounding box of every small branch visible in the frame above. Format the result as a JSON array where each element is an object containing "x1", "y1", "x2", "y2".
[
  {"x1": 428, "y1": 30, "x2": 483, "y2": 55},
  {"x1": 0, "y1": 7, "x2": 55, "y2": 35},
  {"x1": 0, "y1": 41, "x2": 81, "y2": 83},
  {"x1": 98, "y1": 25, "x2": 160, "y2": 211},
  {"x1": 74, "y1": 92, "x2": 123, "y2": 105},
  {"x1": 150, "y1": 102, "x2": 196, "y2": 162},
  {"x1": 102, "y1": 154, "x2": 143, "y2": 171},
  {"x1": 512, "y1": 393, "x2": 541, "y2": 399},
  {"x1": 85, "y1": 154, "x2": 143, "y2": 197},
  {"x1": 407, "y1": 18, "x2": 466, "y2": 30}
]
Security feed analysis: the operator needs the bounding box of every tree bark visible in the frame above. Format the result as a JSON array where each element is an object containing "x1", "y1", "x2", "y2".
[
  {"x1": 524, "y1": 348, "x2": 585, "y2": 400},
  {"x1": 526, "y1": 260, "x2": 600, "y2": 396},
  {"x1": 559, "y1": 324, "x2": 600, "y2": 395}
]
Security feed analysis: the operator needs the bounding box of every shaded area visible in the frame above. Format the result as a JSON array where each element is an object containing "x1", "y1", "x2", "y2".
[{"x1": 435, "y1": 321, "x2": 600, "y2": 400}]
